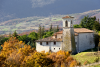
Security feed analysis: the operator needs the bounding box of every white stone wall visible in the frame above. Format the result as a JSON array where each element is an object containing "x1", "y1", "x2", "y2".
[
  {"x1": 62, "y1": 18, "x2": 74, "y2": 28},
  {"x1": 57, "y1": 34, "x2": 62, "y2": 38},
  {"x1": 75, "y1": 36, "x2": 78, "y2": 52},
  {"x1": 78, "y1": 33, "x2": 95, "y2": 52},
  {"x1": 36, "y1": 42, "x2": 62, "y2": 52}
]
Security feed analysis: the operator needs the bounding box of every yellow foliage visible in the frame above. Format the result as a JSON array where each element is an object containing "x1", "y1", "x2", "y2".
[
  {"x1": 0, "y1": 37, "x2": 77, "y2": 67},
  {"x1": 70, "y1": 60, "x2": 77, "y2": 67},
  {"x1": 61, "y1": 62, "x2": 66, "y2": 67}
]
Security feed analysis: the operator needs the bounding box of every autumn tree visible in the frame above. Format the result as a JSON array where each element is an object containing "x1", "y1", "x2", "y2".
[{"x1": 0, "y1": 37, "x2": 77, "y2": 67}]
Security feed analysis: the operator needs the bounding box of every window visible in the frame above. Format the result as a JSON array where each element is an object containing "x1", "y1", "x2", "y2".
[
  {"x1": 54, "y1": 48, "x2": 55, "y2": 50},
  {"x1": 71, "y1": 20, "x2": 72, "y2": 24},
  {"x1": 75, "y1": 42, "x2": 77, "y2": 44},
  {"x1": 40, "y1": 42, "x2": 42, "y2": 45},
  {"x1": 65, "y1": 21, "x2": 68, "y2": 27},
  {"x1": 55, "y1": 35, "x2": 57, "y2": 38},
  {"x1": 86, "y1": 35, "x2": 87, "y2": 38},
  {"x1": 59, "y1": 48, "x2": 60, "y2": 50},
  {"x1": 61, "y1": 36, "x2": 63, "y2": 38},
  {"x1": 54, "y1": 42, "x2": 56, "y2": 45},
  {"x1": 46, "y1": 42, "x2": 48, "y2": 45}
]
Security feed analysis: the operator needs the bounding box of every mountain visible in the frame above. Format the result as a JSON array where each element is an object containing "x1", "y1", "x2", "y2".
[{"x1": 0, "y1": 9, "x2": 100, "y2": 35}]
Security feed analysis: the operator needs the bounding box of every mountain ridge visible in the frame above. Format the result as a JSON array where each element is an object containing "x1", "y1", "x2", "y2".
[{"x1": 0, "y1": 9, "x2": 100, "y2": 35}]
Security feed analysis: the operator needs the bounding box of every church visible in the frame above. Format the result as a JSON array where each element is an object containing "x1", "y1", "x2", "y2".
[{"x1": 36, "y1": 16, "x2": 95, "y2": 53}]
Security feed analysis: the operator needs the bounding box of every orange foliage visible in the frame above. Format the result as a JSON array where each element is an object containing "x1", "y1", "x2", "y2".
[{"x1": 0, "y1": 37, "x2": 77, "y2": 67}]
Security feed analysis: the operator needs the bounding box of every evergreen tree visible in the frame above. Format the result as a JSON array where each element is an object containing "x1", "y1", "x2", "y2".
[
  {"x1": 38, "y1": 25, "x2": 42, "y2": 39},
  {"x1": 12, "y1": 30, "x2": 19, "y2": 38},
  {"x1": 56, "y1": 25, "x2": 59, "y2": 32},
  {"x1": 49, "y1": 23, "x2": 53, "y2": 32},
  {"x1": 93, "y1": 21, "x2": 100, "y2": 31},
  {"x1": 41, "y1": 26, "x2": 45, "y2": 37},
  {"x1": 80, "y1": 16, "x2": 96, "y2": 30}
]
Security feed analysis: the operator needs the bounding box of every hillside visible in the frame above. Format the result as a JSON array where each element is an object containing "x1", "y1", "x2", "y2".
[{"x1": 0, "y1": 9, "x2": 100, "y2": 35}]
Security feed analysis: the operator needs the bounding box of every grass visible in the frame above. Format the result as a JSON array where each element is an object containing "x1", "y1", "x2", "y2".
[
  {"x1": 98, "y1": 31, "x2": 100, "y2": 36},
  {"x1": 72, "y1": 51, "x2": 100, "y2": 65},
  {"x1": 90, "y1": 64, "x2": 100, "y2": 67}
]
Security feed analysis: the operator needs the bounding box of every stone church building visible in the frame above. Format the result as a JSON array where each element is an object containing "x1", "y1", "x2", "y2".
[{"x1": 36, "y1": 16, "x2": 95, "y2": 53}]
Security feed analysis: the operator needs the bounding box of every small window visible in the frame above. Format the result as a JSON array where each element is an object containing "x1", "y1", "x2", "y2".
[
  {"x1": 71, "y1": 20, "x2": 72, "y2": 24},
  {"x1": 59, "y1": 48, "x2": 60, "y2": 50},
  {"x1": 86, "y1": 35, "x2": 87, "y2": 39},
  {"x1": 46, "y1": 42, "x2": 48, "y2": 45},
  {"x1": 40, "y1": 42, "x2": 42, "y2": 45},
  {"x1": 54, "y1": 48, "x2": 55, "y2": 50},
  {"x1": 55, "y1": 35, "x2": 57, "y2": 38},
  {"x1": 54, "y1": 42, "x2": 56, "y2": 45},
  {"x1": 75, "y1": 42, "x2": 77, "y2": 44},
  {"x1": 61, "y1": 36, "x2": 63, "y2": 38}
]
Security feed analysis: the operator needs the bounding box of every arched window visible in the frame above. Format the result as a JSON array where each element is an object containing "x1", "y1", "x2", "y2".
[
  {"x1": 71, "y1": 20, "x2": 72, "y2": 24},
  {"x1": 71, "y1": 20, "x2": 73, "y2": 27},
  {"x1": 65, "y1": 21, "x2": 68, "y2": 27}
]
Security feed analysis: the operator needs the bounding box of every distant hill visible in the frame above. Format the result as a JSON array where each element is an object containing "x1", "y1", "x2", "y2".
[{"x1": 0, "y1": 9, "x2": 100, "y2": 35}]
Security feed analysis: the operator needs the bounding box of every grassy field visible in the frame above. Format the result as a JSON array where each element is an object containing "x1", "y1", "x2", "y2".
[
  {"x1": 72, "y1": 52, "x2": 98, "y2": 65},
  {"x1": 71, "y1": 48, "x2": 100, "y2": 66},
  {"x1": 90, "y1": 64, "x2": 100, "y2": 67}
]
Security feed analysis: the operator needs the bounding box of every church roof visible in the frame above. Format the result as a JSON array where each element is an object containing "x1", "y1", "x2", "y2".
[
  {"x1": 36, "y1": 37, "x2": 62, "y2": 42},
  {"x1": 53, "y1": 31, "x2": 78, "y2": 36},
  {"x1": 36, "y1": 28, "x2": 94, "y2": 42},
  {"x1": 62, "y1": 16, "x2": 74, "y2": 19},
  {"x1": 74, "y1": 28, "x2": 94, "y2": 33},
  {"x1": 53, "y1": 28, "x2": 94, "y2": 35}
]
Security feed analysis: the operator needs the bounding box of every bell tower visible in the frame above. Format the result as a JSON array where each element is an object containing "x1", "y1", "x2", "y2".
[{"x1": 62, "y1": 16, "x2": 76, "y2": 54}]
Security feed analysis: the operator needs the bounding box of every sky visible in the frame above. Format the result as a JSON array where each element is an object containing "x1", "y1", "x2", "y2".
[{"x1": 0, "y1": 0, "x2": 100, "y2": 18}]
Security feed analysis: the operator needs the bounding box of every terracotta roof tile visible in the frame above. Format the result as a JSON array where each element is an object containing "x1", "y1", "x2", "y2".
[
  {"x1": 62, "y1": 16, "x2": 74, "y2": 19},
  {"x1": 36, "y1": 37, "x2": 62, "y2": 42},
  {"x1": 36, "y1": 28, "x2": 94, "y2": 42},
  {"x1": 74, "y1": 28, "x2": 94, "y2": 33},
  {"x1": 53, "y1": 28, "x2": 94, "y2": 35},
  {"x1": 53, "y1": 31, "x2": 78, "y2": 36}
]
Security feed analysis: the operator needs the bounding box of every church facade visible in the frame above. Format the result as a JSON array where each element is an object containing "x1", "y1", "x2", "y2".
[{"x1": 36, "y1": 16, "x2": 95, "y2": 53}]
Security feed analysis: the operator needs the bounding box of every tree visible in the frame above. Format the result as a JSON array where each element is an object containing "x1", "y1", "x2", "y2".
[
  {"x1": 49, "y1": 23, "x2": 53, "y2": 32},
  {"x1": 93, "y1": 21, "x2": 100, "y2": 31},
  {"x1": 38, "y1": 25, "x2": 42, "y2": 39},
  {"x1": 73, "y1": 24, "x2": 81, "y2": 28},
  {"x1": 80, "y1": 16, "x2": 96, "y2": 30},
  {"x1": 0, "y1": 36, "x2": 9, "y2": 45},
  {"x1": 28, "y1": 32, "x2": 38, "y2": 48},
  {"x1": 56, "y1": 25, "x2": 59, "y2": 32},
  {"x1": 12, "y1": 30, "x2": 19, "y2": 38},
  {"x1": 28, "y1": 32, "x2": 38, "y2": 41},
  {"x1": 18, "y1": 35, "x2": 31, "y2": 44},
  {"x1": 41, "y1": 26, "x2": 45, "y2": 37},
  {"x1": 43, "y1": 31, "x2": 53, "y2": 38}
]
